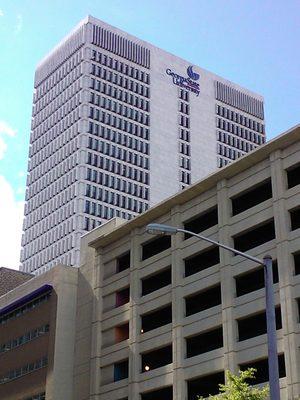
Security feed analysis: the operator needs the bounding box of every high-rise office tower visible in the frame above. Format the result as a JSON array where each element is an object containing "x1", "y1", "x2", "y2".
[{"x1": 20, "y1": 16, "x2": 266, "y2": 274}]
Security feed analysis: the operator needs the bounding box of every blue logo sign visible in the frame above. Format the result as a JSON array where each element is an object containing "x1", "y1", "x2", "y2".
[
  {"x1": 166, "y1": 66, "x2": 200, "y2": 96},
  {"x1": 187, "y1": 66, "x2": 200, "y2": 81}
]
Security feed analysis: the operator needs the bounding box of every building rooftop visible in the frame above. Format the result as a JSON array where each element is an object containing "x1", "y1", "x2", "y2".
[{"x1": 0, "y1": 267, "x2": 33, "y2": 297}]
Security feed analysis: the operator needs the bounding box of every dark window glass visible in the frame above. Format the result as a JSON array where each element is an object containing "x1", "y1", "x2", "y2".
[
  {"x1": 142, "y1": 236, "x2": 171, "y2": 261},
  {"x1": 186, "y1": 327, "x2": 223, "y2": 358},
  {"x1": 185, "y1": 246, "x2": 220, "y2": 277},
  {"x1": 185, "y1": 285, "x2": 221, "y2": 316},
  {"x1": 184, "y1": 207, "x2": 218, "y2": 238},
  {"x1": 233, "y1": 220, "x2": 275, "y2": 252},
  {"x1": 287, "y1": 163, "x2": 300, "y2": 189},
  {"x1": 141, "y1": 386, "x2": 173, "y2": 400},
  {"x1": 142, "y1": 267, "x2": 171, "y2": 296},
  {"x1": 187, "y1": 371, "x2": 225, "y2": 399},
  {"x1": 240, "y1": 354, "x2": 286, "y2": 384},
  {"x1": 231, "y1": 179, "x2": 272, "y2": 215},
  {"x1": 238, "y1": 306, "x2": 282, "y2": 341},
  {"x1": 141, "y1": 305, "x2": 172, "y2": 333},
  {"x1": 235, "y1": 261, "x2": 279, "y2": 297},
  {"x1": 141, "y1": 345, "x2": 172, "y2": 372},
  {"x1": 290, "y1": 208, "x2": 300, "y2": 231},
  {"x1": 114, "y1": 360, "x2": 129, "y2": 381},
  {"x1": 116, "y1": 252, "x2": 130, "y2": 273},
  {"x1": 294, "y1": 252, "x2": 300, "y2": 275},
  {"x1": 115, "y1": 287, "x2": 130, "y2": 307}
]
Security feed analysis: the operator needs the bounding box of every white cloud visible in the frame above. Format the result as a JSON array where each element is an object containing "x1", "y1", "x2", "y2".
[
  {"x1": 0, "y1": 175, "x2": 24, "y2": 270},
  {"x1": 0, "y1": 9, "x2": 4, "y2": 17},
  {"x1": 0, "y1": 120, "x2": 16, "y2": 160},
  {"x1": 14, "y1": 14, "x2": 23, "y2": 35}
]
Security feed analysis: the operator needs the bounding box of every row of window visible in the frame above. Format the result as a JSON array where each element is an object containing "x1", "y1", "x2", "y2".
[
  {"x1": 216, "y1": 104, "x2": 265, "y2": 133},
  {"x1": 31, "y1": 107, "x2": 80, "y2": 144},
  {"x1": 84, "y1": 193, "x2": 148, "y2": 215},
  {"x1": 217, "y1": 117, "x2": 265, "y2": 144},
  {"x1": 87, "y1": 162, "x2": 149, "y2": 185},
  {"x1": 91, "y1": 50, "x2": 150, "y2": 83},
  {"x1": 87, "y1": 140, "x2": 149, "y2": 168},
  {"x1": 0, "y1": 356, "x2": 48, "y2": 385},
  {"x1": 26, "y1": 155, "x2": 77, "y2": 202},
  {"x1": 88, "y1": 123, "x2": 149, "y2": 154},
  {"x1": 23, "y1": 191, "x2": 75, "y2": 233},
  {"x1": 86, "y1": 180, "x2": 148, "y2": 202},
  {"x1": 33, "y1": 91, "x2": 81, "y2": 131},
  {"x1": 218, "y1": 157, "x2": 230, "y2": 168},
  {"x1": 91, "y1": 64, "x2": 150, "y2": 98},
  {"x1": 25, "y1": 179, "x2": 75, "y2": 219},
  {"x1": 84, "y1": 211, "x2": 135, "y2": 232},
  {"x1": 217, "y1": 130, "x2": 257, "y2": 152},
  {"x1": 215, "y1": 81, "x2": 264, "y2": 119},
  {"x1": 35, "y1": 50, "x2": 82, "y2": 99},
  {"x1": 179, "y1": 101, "x2": 189, "y2": 115},
  {"x1": 28, "y1": 144, "x2": 77, "y2": 190},
  {"x1": 21, "y1": 233, "x2": 74, "y2": 265},
  {"x1": 0, "y1": 292, "x2": 51, "y2": 325},
  {"x1": 34, "y1": 63, "x2": 81, "y2": 116},
  {"x1": 0, "y1": 324, "x2": 49, "y2": 353},
  {"x1": 90, "y1": 88, "x2": 149, "y2": 112},
  {"x1": 90, "y1": 92, "x2": 149, "y2": 125},
  {"x1": 90, "y1": 77, "x2": 150, "y2": 114},
  {"x1": 217, "y1": 143, "x2": 244, "y2": 160},
  {"x1": 177, "y1": 89, "x2": 191, "y2": 187},
  {"x1": 30, "y1": 117, "x2": 78, "y2": 155},
  {"x1": 22, "y1": 215, "x2": 75, "y2": 256},
  {"x1": 89, "y1": 106, "x2": 150, "y2": 140}
]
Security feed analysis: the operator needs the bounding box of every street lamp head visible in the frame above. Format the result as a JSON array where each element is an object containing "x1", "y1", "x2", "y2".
[{"x1": 146, "y1": 223, "x2": 178, "y2": 235}]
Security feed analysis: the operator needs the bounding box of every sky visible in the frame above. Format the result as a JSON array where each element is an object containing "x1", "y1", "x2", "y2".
[{"x1": 0, "y1": 0, "x2": 299, "y2": 269}]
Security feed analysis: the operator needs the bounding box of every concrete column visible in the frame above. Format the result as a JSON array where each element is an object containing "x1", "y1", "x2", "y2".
[
  {"x1": 128, "y1": 229, "x2": 141, "y2": 400},
  {"x1": 217, "y1": 179, "x2": 238, "y2": 375},
  {"x1": 270, "y1": 150, "x2": 300, "y2": 399},
  {"x1": 171, "y1": 205, "x2": 185, "y2": 399}
]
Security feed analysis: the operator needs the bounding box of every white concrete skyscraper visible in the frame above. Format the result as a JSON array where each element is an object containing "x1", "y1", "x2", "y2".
[{"x1": 20, "y1": 16, "x2": 266, "y2": 274}]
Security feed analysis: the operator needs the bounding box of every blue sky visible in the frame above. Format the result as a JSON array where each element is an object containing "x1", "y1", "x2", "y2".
[{"x1": 0, "y1": 0, "x2": 299, "y2": 268}]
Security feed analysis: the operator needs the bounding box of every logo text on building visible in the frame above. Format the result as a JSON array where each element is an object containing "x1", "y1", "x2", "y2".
[{"x1": 166, "y1": 66, "x2": 200, "y2": 96}]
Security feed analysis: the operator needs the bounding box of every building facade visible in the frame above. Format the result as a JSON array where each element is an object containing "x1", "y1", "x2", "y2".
[
  {"x1": 0, "y1": 266, "x2": 78, "y2": 400},
  {"x1": 3, "y1": 125, "x2": 300, "y2": 399},
  {"x1": 21, "y1": 15, "x2": 265, "y2": 274}
]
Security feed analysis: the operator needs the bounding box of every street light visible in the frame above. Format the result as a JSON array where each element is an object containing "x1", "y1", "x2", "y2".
[{"x1": 146, "y1": 223, "x2": 280, "y2": 400}]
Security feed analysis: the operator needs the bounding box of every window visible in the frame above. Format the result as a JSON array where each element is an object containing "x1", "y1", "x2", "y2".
[
  {"x1": 142, "y1": 236, "x2": 171, "y2": 261},
  {"x1": 185, "y1": 285, "x2": 221, "y2": 316},
  {"x1": 141, "y1": 345, "x2": 172, "y2": 372},
  {"x1": 237, "y1": 306, "x2": 282, "y2": 341},
  {"x1": 114, "y1": 360, "x2": 129, "y2": 381},
  {"x1": 116, "y1": 251, "x2": 130, "y2": 273},
  {"x1": 186, "y1": 326, "x2": 223, "y2": 358},
  {"x1": 233, "y1": 220, "x2": 275, "y2": 252},
  {"x1": 290, "y1": 207, "x2": 300, "y2": 231},
  {"x1": 141, "y1": 304, "x2": 172, "y2": 333},
  {"x1": 231, "y1": 179, "x2": 272, "y2": 215},
  {"x1": 141, "y1": 386, "x2": 173, "y2": 400},
  {"x1": 286, "y1": 163, "x2": 300, "y2": 189},
  {"x1": 141, "y1": 267, "x2": 171, "y2": 296},
  {"x1": 115, "y1": 323, "x2": 129, "y2": 343},
  {"x1": 240, "y1": 354, "x2": 286, "y2": 383},
  {"x1": 115, "y1": 287, "x2": 130, "y2": 307},
  {"x1": 185, "y1": 246, "x2": 220, "y2": 277},
  {"x1": 294, "y1": 252, "x2": 300, "y2": 275},
  {"x1": 184, "y1": 206, "x2": 218, "y2": 238},
  {"x1": 187, "y1": 372, "x2": 225, "y2": 399},
  {"x1": 235, "y1": 261, "x2": 279, "y2": 296}
]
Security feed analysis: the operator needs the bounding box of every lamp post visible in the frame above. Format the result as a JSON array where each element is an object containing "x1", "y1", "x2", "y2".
[{"x1": 146, "y1": 223, "x2": 280, "y2": 400}]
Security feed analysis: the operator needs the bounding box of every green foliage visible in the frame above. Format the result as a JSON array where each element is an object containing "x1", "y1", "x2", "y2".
[{"x1": 197, "y1": 368, "x2": 269, "y2": 400}]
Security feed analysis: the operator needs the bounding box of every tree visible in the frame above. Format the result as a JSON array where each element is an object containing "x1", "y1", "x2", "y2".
[{"x1": 197, "y1": 368, "x2": 269, "y2": 400}]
